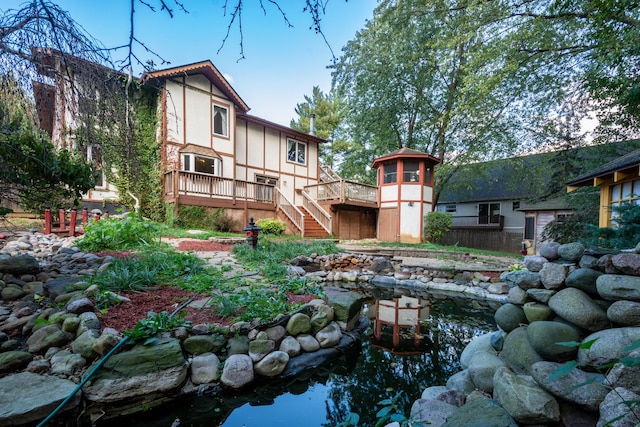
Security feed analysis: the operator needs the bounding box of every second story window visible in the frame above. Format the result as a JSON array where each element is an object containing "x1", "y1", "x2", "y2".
[
  {"x1": 287, "y1": 139, "x2": 306, "y2": 165},
  {"x1": 383, "y1": 162, "x2": 397, "y2": 184},
  {"x1": 213, "y1": 105, "x2": 228, "y2": 137}
]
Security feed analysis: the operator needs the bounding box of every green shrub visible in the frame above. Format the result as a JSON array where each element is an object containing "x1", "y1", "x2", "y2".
[
  {"x1": 75, "y1": 213, "x2": 161, "y2": 251},
  {"x1": 256, "y1": 217, "x2": 286, "y2": 235},
  {"x1": 424, "y1": 211, "x2": 452, "y2": 243},
  {"x1": 541, "y1": 214, "x2": 593, "y2": 244},
  {"x1": 212, "y1": 208, "x2": 238, "y2": 232},
  {"x1": 582, "y1": 204, "x2": 640, "y2": 250}
]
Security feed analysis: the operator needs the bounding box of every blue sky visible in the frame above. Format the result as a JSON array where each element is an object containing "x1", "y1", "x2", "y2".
[{"x1": 3, "y1": 1, "x2": 375, "y2": 126}]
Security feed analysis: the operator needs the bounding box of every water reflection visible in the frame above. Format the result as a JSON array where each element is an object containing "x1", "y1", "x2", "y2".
[{"x1": 107, "y1": 291, "x2": 497, "y2": 427}]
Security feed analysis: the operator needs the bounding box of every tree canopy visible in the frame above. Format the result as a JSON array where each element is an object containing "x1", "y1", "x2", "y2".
[{"x1": 329, "y1": 0, "x2": 640, "y2": 197}]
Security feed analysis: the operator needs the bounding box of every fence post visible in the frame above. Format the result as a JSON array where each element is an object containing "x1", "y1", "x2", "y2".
[
  {"x1": 81, "y1": 208, "x2": 88, "y2": 224},
  {"x1": 69, "y1": 209, "x2": 77, "y2": 237},
  {"x1": 44, "y1": 209, "x2": 51, "y2": 234},
  {"x1": 58, "y1": 209, "x2": 66, "y2": 231}
]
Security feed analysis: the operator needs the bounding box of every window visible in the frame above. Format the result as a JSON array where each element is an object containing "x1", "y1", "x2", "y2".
[
  {"x1": 182, "y1": 153, "x2": 221, "y2": 176},
  {"x1": 287, "y1": 139, "x2": 306, "y2": 165},
  {"x1": 478, "y1": 202, "x2": 501, "y2": 224},
  {"x1": 512, "y1": 201, "x2": 520, "y2": 210},
  {"x1": 437, "y1": 204, "x2": 456, "y2": 213},
  {"x1": 383, "y1": 162, "x2": 397, "y2": 184},
  {"x1": 524, "y1": 217, "x2": 535, "y2": 240},
  {"x1": 610, "y1": 180, "x2": 640, "y2": 224},
  {"x1": 403, "y1": 160, "x2": 420, "y2": 182},
  {"x1": 213, "y1": 105, "x2": 228, "y2": 137},
  {"x1": 424, "y1": 167, "x2": 432, "y2": 185},
  {"x1": 256, "y1": 175, "x2": 278, "y2": 202}
]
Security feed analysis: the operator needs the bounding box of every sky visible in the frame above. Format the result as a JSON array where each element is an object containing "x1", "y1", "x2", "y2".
[{"x1": 2, "y1": 0, "x2": 375, "y2": 127}]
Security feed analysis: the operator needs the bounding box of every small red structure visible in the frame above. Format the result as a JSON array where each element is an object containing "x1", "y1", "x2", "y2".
[
  {"x1": 242, "y1": 217, "x2": 262, "y2": 249},
  {"x1": 44, "y1": 208, "x2": 90, "y2": 236}
]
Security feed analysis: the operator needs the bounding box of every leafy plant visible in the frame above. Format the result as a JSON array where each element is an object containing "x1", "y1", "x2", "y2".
[
  {"x1": 541, "y1": 213, "x2": 594, "y2": 244},
  {"x1": 211, "y1": 208, "x2": 239, "y2": 232},
  {"x1": 423, "y1": 211, "x2": 452, "y2": 243},
  {"x1": 255, "y1": 217, "x2": 286, "y2": 235},
  {"x1": 374, "y1": 390, "x2": 421, "y2": 427},
  {"x1": 124, "y1": 311, "x2": 191, "y2": 344},
  {"x1": 75, "y1": 213, "x2": 162, "y2": 251},
  {"x1": 581, "y1": 204, "x2": 640, "y2": 250}
]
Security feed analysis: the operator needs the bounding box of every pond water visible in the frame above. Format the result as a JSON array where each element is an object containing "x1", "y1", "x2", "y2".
[{"x1": 107, "y1": 290, "x2": 499, "y2": 427}]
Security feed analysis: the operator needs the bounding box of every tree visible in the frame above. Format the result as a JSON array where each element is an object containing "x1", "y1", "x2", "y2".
[
  {"x1": 0, "y1": 99, "x2": 96, "y2": 212},
  {"x1": 332, "y1": 0, "x2": 542, "y2": 195},
  {"x1": 290, "y1": 86, "x2": 353, "y2": 169}
]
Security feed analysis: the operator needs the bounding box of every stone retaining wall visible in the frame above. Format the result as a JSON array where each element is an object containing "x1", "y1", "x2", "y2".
[{"x1": 403, "y1": 241, "x2": 640, "y2": 426}]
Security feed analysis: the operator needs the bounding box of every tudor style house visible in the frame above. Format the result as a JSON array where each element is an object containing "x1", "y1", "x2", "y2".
[{"x1": 32, "y1": 53, "x2": 444, "y2": 241}]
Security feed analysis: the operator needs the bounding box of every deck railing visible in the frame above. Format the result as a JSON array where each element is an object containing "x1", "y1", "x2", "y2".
[
  {"x1": 451, "y1": 215, "x2": 505, "y2": 230},
  {"x1": 304, "y1": 180, "x2": 378, "y2": 205},
  {"x1": 300, "y1": 190, "x2": 332, "y2": 234},
  {"x1": 164, "y1": 171, "x2": 276, "y2": 203},
  {"x1": 275, "y1": 187, "x2": 305, "y2": 235}
]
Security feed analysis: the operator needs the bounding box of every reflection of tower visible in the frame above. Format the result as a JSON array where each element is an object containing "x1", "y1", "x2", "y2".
[{"x1": 371, "y1": 296, "x2": 432, "y2": 355}]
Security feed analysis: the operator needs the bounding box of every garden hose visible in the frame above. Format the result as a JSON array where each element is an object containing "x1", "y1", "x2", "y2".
[{"x1": 36, "y1": 270, "x2": 260, "y2": 426}]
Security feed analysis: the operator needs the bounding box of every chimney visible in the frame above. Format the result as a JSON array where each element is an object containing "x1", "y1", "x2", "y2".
[{"x1": 309, "y1": 113, "x2": 316, "y2": 136}]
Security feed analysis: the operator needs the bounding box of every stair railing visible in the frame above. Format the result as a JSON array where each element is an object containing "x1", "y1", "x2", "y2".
[
  {"x1": 300, "y1": 190, "x2": 332, "y2": 235},
  {"x1": 275, "y1": 187, "x2": 305, "y2": 236}
]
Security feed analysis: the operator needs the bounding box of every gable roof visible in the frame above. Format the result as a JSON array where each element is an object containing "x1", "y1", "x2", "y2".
[
  {"x1": 142, "y1": 60, "x2": 250, "y2": 113},
  {"x1": 566, "y1": 145, "x2": 640, "y2": 188},
  {"x1": 371, "y1": 147, "x2": 440, "y2": 169},
  {"x1": 239, "y1": 114, "x2": 327, "y2": 144},
  {"x1": 438, "y1": 141, "x2": 640, "y2": 204}
]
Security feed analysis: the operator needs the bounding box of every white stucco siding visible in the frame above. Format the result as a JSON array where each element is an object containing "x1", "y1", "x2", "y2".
[
  {"x1": 264, "y1": 128, "x2": 280, "y2": 171},
  {"x1": 422, "y1": 186, "x2": 433, "y2": 202},
  {"x1": 184, "y1": 86, "x2": 211, "y2": 146},
  {"x1": 165, "y1": 80, "x2": 184, "y2": 144},
  {"x1": 401, "y1": 184, "x2": 421, "y2": 200},
  {"x1": 307, "y1": 144, "x2": 318, "y2": 181},
  {"x1": 187, "y1": 74, "x2": 210, "y2": 92},
  {"x1": 399, "y1": 202, "x2": 422, "y2": 240},
  {"x1": 380, "y1": 185, "x2": 398, "y2": 203},
  {"x1": 246, "y1": 123, "x2": 265, "y2": 169},
  {"x1": 235, "y1": 120, "x2": 247, "y2": 166}
]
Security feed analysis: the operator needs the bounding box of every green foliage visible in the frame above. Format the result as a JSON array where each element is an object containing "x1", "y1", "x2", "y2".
[
  {"x1": 175, "y1": 205, "x2": 213, "y2": 229},
  {"x1": 424, "y1": 211, "x2": 452, "y2": 243},
  {"x1": 88, "y1": 249, "x2": 207, "y2": 292},
  {"x1": 255, "y1": 217, "x2": 286, "y2": 235},
  {"x1": 75, "y1": 213, "x2": 162, "y2": 252},
  {"x1": 124, "y1": 311, "x2": 191, "y2": 344},
  {"x1": 0, "y1": 101, "x2": 96, "y2": 211},
  {"x1": 211, "y1": 208, "x2": 239, "y2": 232},
  {"x1": 582, "y1": 204, "x2": 640, "y2": 250},
  {"x1": 374, "y1": 390, "x2": 423, "y2": 427},
  {"x1": 541, "y1": 214, "x2": 595, "y2": 244}
]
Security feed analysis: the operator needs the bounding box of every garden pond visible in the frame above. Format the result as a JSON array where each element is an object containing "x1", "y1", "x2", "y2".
[{"x1": 103, "y1": 289, "x2": 500, "y2": 427}]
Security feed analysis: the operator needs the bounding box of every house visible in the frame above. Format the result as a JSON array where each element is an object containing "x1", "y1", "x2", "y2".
[
  {"x1": 436, "y1": 141, "x2": 640, "y2": 252},
  {"x1": 31, "y1": 52, "x2": 392, "y2": 239},
  {"x1": 567, "y1": 146, "x2": 640, "y2": 227}
]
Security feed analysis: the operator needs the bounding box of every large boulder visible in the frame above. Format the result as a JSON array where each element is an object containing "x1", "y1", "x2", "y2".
[
  {"x1": 577, "y1": 327, "x2": 640, "y2": 367},
  {"x1": 82, "y1": 337, "x2": 188, "y2": 402},
  {"x1": 499, "y1": 326, "x2": 543, "y2": 375},
  {"x1": 548, "y1": 288, "x2": 610, "y2": 331},
  {"x1": 494, "y1": 304, "x2": 526, "y2": 333},
  {"x1": 493, "y1": 367, "x2": 560, "y2": 424},
  {"x1": 539, "y1": 262, "x2": 569, "y2": 290},
  {"x1": 468, "y1": 350, "x2": 506, "y2": 392},
  {"x1": 0, "y1": 254, "x2": 40, "y2": 275},
  {"x1": 531, "y1": 361, "x2": 609, "y2": 411},
  {"x1": 442, "y1": 396, "x2": 517, "y2": 427},
  {"x1": 0, "y1": 372, "x2": 81, "y2": 426},
  {"x1": 607, "y1": 300, "x2": 640, "y2": 326},
  {"x1": 596, "y1": 274, "x2": 640, "y2": 302},
  {"x1": 598, "y1": 387, "x2": 640, "y2": 427},
  {"x1": 220, "y1": 354, "x2": 254, "y2": 389},
  {"x1": 526, "y1": 321, "x2": 581, "y2": 362},
  {"x1": 459, "y1": 332, "x2": 497, "y2": 369},
  {"x1": 565, "y1": 268, "x2": 603, "y2": 296}
]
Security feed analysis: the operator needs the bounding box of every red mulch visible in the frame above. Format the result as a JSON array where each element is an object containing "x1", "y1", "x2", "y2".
[{"x1": 169, "y1": 239, "x2": 234, "y2": 252}]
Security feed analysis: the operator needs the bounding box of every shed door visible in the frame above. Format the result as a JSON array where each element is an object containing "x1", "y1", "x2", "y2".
[{"x1": 378, "y1": 207, "x2": 399, "y2": 242}]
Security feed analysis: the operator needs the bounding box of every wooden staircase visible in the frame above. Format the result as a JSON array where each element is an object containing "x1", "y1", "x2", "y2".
[{"x1": 299, "y1": 206, "x2": 330, "y2": 238}]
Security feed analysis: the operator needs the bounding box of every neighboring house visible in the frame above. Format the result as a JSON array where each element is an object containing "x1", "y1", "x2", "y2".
[
  {"x1": 436, "y1": 141, "x2": 640, "y2": 252},
  {"x1": 567, "y1": 147, "x2": 640, "y2": 227}
]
